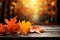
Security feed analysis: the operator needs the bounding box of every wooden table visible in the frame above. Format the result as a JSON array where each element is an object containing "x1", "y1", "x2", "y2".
[{"x1": 0, "y1": 25, "x2": 60, "y2": 38}]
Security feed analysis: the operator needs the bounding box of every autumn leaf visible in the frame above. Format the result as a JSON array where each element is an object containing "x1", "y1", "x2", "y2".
[
  {"x1": 30, "y1": 25, "x2": 45, "y2": 33},
  {"x1": 5, "y1": 16, "x2": 17, "y2": 25},
  {"x1": 18, "y1": 20, "x2": 31, "y2": 35},
  {"x1": 4, "y1": 17, "x2": 19, "y2": 33}
]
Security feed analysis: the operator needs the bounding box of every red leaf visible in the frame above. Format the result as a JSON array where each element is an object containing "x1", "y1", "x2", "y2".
[
  {"x1": 4, "y1": 17, "x2": 17, "y2": 26},
  {"x1": 4, "y1": 17, "x2": 18, "y2": 33}
]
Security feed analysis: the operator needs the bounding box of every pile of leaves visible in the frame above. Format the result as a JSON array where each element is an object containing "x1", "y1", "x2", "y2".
[{"x1": 0, "y1": 17, "x2": 45, "y2": 35}]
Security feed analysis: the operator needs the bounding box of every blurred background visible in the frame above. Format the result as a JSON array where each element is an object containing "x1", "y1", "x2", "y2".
[{"x1": 0, "y1": 0, "x2": 59, "y2": 25}]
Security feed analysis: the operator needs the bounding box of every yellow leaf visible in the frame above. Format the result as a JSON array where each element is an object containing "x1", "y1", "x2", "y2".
[{"x1": 18, "y1": 20, "x2": 31, "y2": 35}]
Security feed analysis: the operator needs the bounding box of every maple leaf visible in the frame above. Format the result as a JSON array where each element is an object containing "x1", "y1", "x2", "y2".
[
  {"x1": 18, "y1": 20, "x2": 31, "y2": 35},
  {"x1": 4, "y1": 16, "x2": 19, "y2": 33},
  {"x1": 4, "y1": 16, "x2": 17, "y2": 25}
]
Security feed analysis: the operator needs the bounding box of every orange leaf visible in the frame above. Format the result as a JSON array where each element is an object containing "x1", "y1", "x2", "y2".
[{"x1": 5, "y1": 16, "x2": 17, "y2": 25}]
